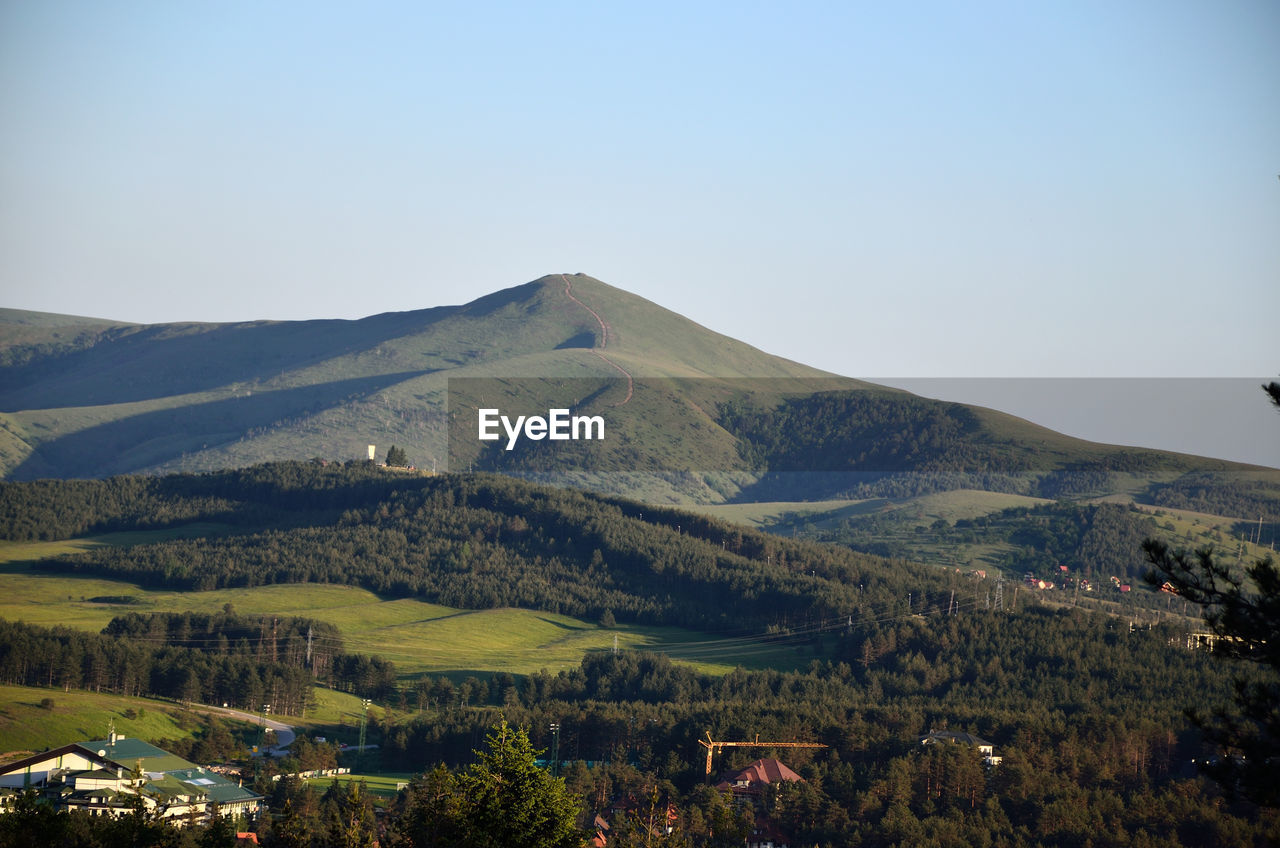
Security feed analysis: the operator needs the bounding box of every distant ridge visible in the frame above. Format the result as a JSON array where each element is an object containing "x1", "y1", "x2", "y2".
[
  {"x1": 0, "y1": 274, "x2": 834, "y2": 484},
  {"x1": 1, "y1": 274, "x2": 1274, "y2": 516}
]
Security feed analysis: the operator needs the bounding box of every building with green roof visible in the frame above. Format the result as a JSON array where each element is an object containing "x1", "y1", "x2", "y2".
[{"x1": 0, "y1": 728, "x2": 261, "y2": 825}]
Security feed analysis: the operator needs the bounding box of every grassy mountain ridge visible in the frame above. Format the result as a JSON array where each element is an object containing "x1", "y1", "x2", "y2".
[
  {"x1": 2, "y1": 274, "x2": 1274, "y2": 517},
  {"x1": 0, "y1": 275, "x2": 841, "y2": 483}
]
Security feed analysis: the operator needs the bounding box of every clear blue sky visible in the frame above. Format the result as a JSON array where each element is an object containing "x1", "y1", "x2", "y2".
[{"x1": 1, "y1": 2, "x2": 1277, "y2": 460}]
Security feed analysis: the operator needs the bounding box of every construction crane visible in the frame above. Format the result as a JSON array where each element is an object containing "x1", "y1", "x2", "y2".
[{"x1": 698, "y1": 731, "x2": 827, "y2": 777}]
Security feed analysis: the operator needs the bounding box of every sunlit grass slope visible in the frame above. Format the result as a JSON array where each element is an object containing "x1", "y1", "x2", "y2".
[
  {"x1": 0, "y1": 684, "x2": 227, "y2": 758},
  {"x1": 0, "y1": 533, "x2": 817, "y2": 679},
  {"x1": 0, "y1": 275, "x2": 837, "y2": 481}
]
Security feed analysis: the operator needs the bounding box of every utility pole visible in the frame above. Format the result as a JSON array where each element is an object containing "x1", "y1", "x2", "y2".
[
  {"x1": 259, "y1": 703, "x2": 271, "y2": 754},
  {"x1": 358, "y1": 698, "x2": 371, "y2": 763},
  {"x1": 549, "y1": 722, "x2": 561, "y2": 777}
]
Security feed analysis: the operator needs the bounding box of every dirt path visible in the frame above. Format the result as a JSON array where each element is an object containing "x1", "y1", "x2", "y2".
[
  {"x1": 561, "y1": 274, "x2": 633, "y2": 405},
  {"x1": 590, "y1": 350, "x2": 635, "y2": 405},
  {"x1": 561, "y1": 274, "x2": 611, "y2": 348}
]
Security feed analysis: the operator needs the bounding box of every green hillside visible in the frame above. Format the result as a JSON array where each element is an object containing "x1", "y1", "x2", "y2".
[
  {"x1": 0, "y1": 684, "x2": 244, "y2": 758},
  {"x1": 0, "y1": 461, "x2": 1240, "y2": 657},
  {"x1": 0, "y1": 275, "x2": 836, "y2": 482},
  {"x1": 1, "y1": 462, "x2": 1275, "y2": 844},
  {"x1": 0, "y1": 560, "x2": 812, "y2": 679},
  {"x1": 1, "y1": 274, "x2": 1274, "y2": 516},
  {"x1": 0, "y1": 463, "x2": 939, "y2": 633}
]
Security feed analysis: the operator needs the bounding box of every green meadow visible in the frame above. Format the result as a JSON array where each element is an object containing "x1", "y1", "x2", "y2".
[
  {"x1": 0, "y1": 533, "x2": 818, "y2": 682},
  {"x1": 305, "y1": 772, "x2": 417, "y2": 801},
  {"x1": 0, "y1": 680, "x2": 406, "y2": 758},
  {"x1": 0, "y1": 684, "x2": 232, "y2": 758},
  {"x1": 693, "y1": 489, "x2": 1052, "y2": 531}
]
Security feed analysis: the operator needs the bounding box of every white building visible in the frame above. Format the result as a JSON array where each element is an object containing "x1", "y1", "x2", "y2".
[
  {"x1": 0, "y1": 730, "x2": 261, "y2": 824},
  {"x1": 920, "y1": 730, "x2": 1003, "y2": 767}
]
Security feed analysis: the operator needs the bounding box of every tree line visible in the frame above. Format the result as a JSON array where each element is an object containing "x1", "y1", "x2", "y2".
[
  {"x1": 102, "y1": 609, "x2": 344, "y2": 675},
  {"x1": 15, "y1": 464, "x2": 956, "y2": 631},
  {"x1": 366, "y1": 608, "x2": 1272, "y2": 845},
  {"x1": 0, "y1": 617, "x2": 396, "y2": 714}
]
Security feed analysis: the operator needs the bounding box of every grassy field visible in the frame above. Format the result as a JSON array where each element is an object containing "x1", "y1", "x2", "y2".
[
  {"x1": 0, "y1": 681, "x2": 389, "y2": 758},
  {"x1": 305, "y1": 687, "x2": 386, "y2": 729},
  {"x1": 0, "y1": 534, "x2": 819, "y2": 681},
  {"x1": 0, "y1": 684, "x2": 240, "y2": 759},
  {"x1": 0, "y1": 524, "x2": 231, "y2": 572},
  {"x1": 694, "y1": 490, "x2": 1052, "y2": 532},
  {"x1": 305, "y1": 771, "x2": 416, "y2": 800},
  {"x1": 691, "y1": 498, "x2": 881, "y2": 528}
]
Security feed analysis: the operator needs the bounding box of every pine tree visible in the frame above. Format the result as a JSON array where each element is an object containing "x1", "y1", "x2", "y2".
[
  {"x1": 197, "y1": 805, "x2": 237, "y2": 848},
  {"x1": 1142, "y1": 380, "x2": 1280, "y2": 808},
  {"x1": 386, "y1": 765, "x2": 466, "y2": 848},
  {"x1": 454, "y1": 721, "x2": 586, "y2": 848},
  {"x1": 324, "y1": 781, "x2": 377, "y2": 848}
]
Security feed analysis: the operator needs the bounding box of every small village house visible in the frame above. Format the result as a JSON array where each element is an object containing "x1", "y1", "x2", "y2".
[{"x1": 919, "y1": 730, "x2": 1003, "y2": 766}]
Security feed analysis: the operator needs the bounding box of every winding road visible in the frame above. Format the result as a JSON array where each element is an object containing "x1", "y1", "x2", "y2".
[{"x1": 192, "y1": 703, "x2": 296, "y2": 757}]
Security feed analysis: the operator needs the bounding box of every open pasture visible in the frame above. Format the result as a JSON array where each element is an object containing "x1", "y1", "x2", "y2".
[{"x1": 0, "y1": 535, "x2": 818, "y2": 680}]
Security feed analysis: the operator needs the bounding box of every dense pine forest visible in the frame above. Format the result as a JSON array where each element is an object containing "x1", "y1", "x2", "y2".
[
  {"x1": 0, "y1": 616, "x2": 396, "y2": 715},
  {"x1": 3, "y1": 462, "x2": 949, "y2": 631},
  {"x1": 1, "y1": 462, "x2": 1276, "y2": 845},
  {"x1": 806, "y1": 500, "x2": 1161, "y2": 580}
]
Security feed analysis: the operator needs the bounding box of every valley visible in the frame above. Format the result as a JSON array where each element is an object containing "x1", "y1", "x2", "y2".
[{"x1": 1, "y1": 278, "x2": 1276, "y2": 845}]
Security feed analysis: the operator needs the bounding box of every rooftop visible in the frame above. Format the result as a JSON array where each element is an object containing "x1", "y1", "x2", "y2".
[
  {"x1": 718, "y1": 758, "x2": 804, "y2": 790},
  {"x1": 82, "y1": 737, "x2": 192, "y2": 773},
  {"x1": 0, "y1": 735, "x2": 262, "y2": 813},
  {"x1": 920, "y1": 730, "x2": 993, "y2": 748}
]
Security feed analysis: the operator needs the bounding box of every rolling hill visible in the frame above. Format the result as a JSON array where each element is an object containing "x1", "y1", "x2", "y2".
[
  {"x1": 0, "y1": 275, "x2": 838, "y2": 485},
  {"x1": 1, "y1": 274, "x2": 1275, "y2": 515},
  {"x1": 2, "y1": 281, "x2": 1273, "y2": 847}
]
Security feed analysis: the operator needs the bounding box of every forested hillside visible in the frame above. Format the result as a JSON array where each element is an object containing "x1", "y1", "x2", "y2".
[
  {"x1": 3, "y1": 462, "x2": 948, "y2": 632},
  {"x1": 0, "y1": 460, "x2": 1235, "y2": 638},
  {"x1": 717, "y1": 389, "x2": 1279, "y2": 513},
  {"x1": 0, "y1": 616, "x2": 395, "y2": 717},
  {"x1": 1, "y1": 461, "x2": 1276, "y2": 844},
  {"x1": 377, "y1": 610, "x2": 1264, "y2": 846}
]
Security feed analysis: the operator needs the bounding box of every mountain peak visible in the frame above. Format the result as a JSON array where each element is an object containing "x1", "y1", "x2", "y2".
[
  {"x1": 0, "y1": 274, "x2": 828, "y2": 480},
  {"x1": 4, "y1": 274, "x2": 1268, "y2": 517}
]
